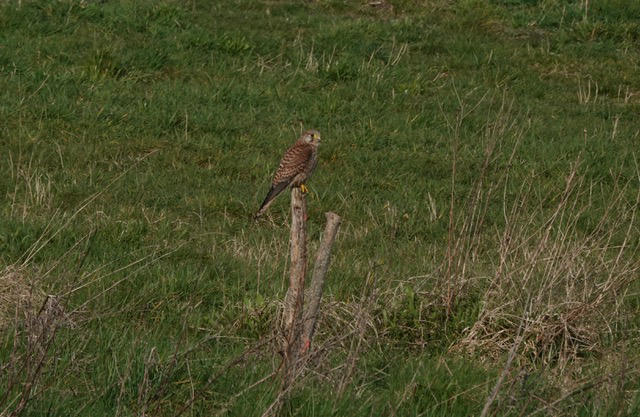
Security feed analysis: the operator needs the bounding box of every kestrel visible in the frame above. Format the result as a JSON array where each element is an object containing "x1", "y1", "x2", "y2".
[{"x1": 255, "y1": 129, "x2": 321, "y2": 218}]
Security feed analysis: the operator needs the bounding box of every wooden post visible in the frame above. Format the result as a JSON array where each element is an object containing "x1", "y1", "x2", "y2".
[
  {"x1": 302, "y1": 212, "x2": 341, "y2": 352},
  {"x1": 270, "y1": 189, "x2": 340, "y2": 417},
  {"x1": 281, "y1": 187, "x2": 307, "y2": 385}
]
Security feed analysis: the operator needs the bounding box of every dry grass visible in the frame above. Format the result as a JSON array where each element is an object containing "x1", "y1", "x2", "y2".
[
  {"x1": 0, "y1": 266, "x2": 66, "y2": 417},
  {"x1": 459, "y1": 159, "x2": 640, "y2": 368},
  {"x1": 7, "y1": 153, "x2": 53, "y2": 221},
  {"x1": 0, "y1": 267, "x2": 42, "y2": 330}
]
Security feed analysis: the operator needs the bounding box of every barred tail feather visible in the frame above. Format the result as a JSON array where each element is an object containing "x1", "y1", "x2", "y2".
[{"x1": 254, "y1": 181, "x2": 289, "y2": 218}]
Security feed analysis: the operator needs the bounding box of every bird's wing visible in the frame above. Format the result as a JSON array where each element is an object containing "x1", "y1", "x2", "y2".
[{"x1": 272, "y1": 142, "x2": 313, "y2": 185}]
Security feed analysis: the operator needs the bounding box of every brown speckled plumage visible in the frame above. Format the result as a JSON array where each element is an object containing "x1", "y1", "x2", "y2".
[{"x1": 255, "y1": 129, "x2": 321, "y2": 218}]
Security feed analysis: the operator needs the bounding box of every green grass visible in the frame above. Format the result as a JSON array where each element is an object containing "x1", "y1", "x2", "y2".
[{"x1": 1, "y1": 0, "x2": 639, "y2": 415}]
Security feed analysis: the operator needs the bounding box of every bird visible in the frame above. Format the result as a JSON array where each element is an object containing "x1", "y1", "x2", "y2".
[{"x1": 254, "y1": 129, "x2": 321, "y2": 218}]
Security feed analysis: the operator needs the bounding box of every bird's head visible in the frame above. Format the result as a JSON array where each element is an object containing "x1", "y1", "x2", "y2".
[{"x1": 302, "y1": 129, "x2": 321, "y2": 146}]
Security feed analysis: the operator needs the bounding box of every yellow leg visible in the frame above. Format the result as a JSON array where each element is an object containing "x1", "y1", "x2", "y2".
[{"x1": 300, "y1": 183, "x2": 309, "y2": 193}]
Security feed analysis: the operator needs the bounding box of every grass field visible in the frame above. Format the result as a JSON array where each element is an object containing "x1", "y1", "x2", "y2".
[{"x1": 1, "y1": 0, "x2": 640, "y2": 415}]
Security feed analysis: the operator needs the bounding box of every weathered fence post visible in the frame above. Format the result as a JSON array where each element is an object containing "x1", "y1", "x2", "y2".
[
  {"x1": 274, "y1": 189, "x2": 341, "y2": 413},
  {"x1": 302, "y1": 212, "x2": 341, "y2": 352},
  {"x1": 281, "y1": 187, "x2": 308, "y2": 386}
]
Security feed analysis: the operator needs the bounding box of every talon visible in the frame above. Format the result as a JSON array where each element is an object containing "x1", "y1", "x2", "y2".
[{"x1": 300, "y1": 183, "x2": 309, "y2": 193}]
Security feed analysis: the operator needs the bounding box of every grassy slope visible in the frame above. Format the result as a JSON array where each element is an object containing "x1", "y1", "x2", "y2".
[{"x1": 1, "y1": 0, "x2": 639, "y2": 415}]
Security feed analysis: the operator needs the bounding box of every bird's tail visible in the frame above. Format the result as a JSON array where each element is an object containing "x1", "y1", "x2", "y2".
[{"x1": 254, "y1": 182, "x2": 288, "y2": 219}]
